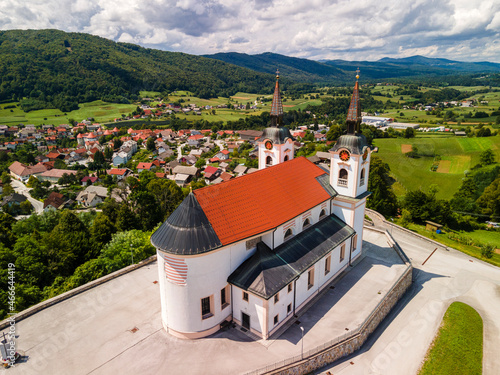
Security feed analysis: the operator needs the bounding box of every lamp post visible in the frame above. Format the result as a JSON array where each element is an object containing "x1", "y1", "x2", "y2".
[{"x1": 300, "y1": 326, "x2": 304, "y2": 359}]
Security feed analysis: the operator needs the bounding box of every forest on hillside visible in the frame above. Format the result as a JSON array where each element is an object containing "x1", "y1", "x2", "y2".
[{"x1": 0, "y1": 30, "x2": 277, "y2": 112}]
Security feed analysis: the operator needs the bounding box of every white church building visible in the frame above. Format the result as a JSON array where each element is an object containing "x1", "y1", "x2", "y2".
[{"x1": 151, "y1": 72, "x2": 372, "y2": 340}]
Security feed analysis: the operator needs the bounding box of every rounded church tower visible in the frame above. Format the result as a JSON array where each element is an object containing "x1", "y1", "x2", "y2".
[{"x1": 151, "y1": 193, "x2": 231, "y2": 339}]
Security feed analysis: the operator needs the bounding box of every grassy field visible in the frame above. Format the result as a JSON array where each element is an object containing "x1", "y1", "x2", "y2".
[
  {"x1": 418, "y1": 302, "x2": 482, "y2": 375},
  {"x1": 406, "y1": 223, "x2": 500, "y2": 267},
  {"x1": 0, "y1": 100, "x2": 136, "y2": 126},
  {"x1": 373, "y1": 134, "x2": 500, "y2": 199}
]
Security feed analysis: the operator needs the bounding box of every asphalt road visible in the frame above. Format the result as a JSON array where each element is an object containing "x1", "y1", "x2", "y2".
[
  {"x1": 316, "y1": 217, "x2": 500, "y2": 375},
  {"x1": 11, "y1": 179, "x2": 44, "y2": 214}
]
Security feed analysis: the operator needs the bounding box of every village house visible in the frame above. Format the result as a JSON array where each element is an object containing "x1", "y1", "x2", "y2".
[
  {"x1": 76, "y1": 186, "x2": 109, "y2": 207},
  {"x1": 8, "y1": 161, "x2": 47, "y2": 182},
  {"x1": 107, "y1": 168, "x2": 132, "y2": 181},
  {"x1": 38, "y1": 169, "x2": 77, "y2": 183}
]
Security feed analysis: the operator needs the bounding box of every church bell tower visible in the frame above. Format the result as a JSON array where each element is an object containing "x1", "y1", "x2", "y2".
[
  {"x1": 330, "y1": 70, "x2": 371, "y2": 255},
  {"x1": 257, "y1": 70, "x2": 294, "y2": 170}
]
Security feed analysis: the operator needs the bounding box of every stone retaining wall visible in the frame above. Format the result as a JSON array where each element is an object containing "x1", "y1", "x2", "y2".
[{"x1": 267, "y1": 265, "x2": 413, "y2": 375}]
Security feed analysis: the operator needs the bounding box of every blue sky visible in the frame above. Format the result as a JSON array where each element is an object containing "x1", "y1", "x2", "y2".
[{"x1": 1, "y1": 0, "x2": 499, "y2": 62}]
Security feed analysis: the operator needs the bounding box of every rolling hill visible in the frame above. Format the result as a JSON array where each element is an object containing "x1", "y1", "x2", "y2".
[
  {"x1": 204, "y1": 52, "x2": 500, "y2": 82},
  {"x1": 0, "y1": 29, "x2": 277, "y2": 112}
]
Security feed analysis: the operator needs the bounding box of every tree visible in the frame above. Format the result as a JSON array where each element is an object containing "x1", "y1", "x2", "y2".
[
  {"x1": 146, "y1": 137, "x2": 156, "y2": 152},
  {"x1": 115, "y1": 204, "x2": 139, "y2": 231},
  {"x1": 100, "y1": 230, "x2": 155, "y2": 272},
  {"x1": 0, "y1": 212, "x2": 17, "y2": 248},
  {"x1": 479, "y1": 149, "x2": 495, "y2": 166},
  {"x1": 104, "y1": 147, "x2": 113, "y2": 160},
  {"x1": 367, "y1": 157, "x2": 398, "y2": 217},
  {"x1": 1, "y1": 172, "x2": 11, "y2": 185},
  {"x1": 54, "y1": 159, "x2": 67, "y2": 169},
  {"x1": 90, "y1": 212, "x2": 117, "y2": 249},
  {"x1": 476, "y1": 177, "x2": 500, "y2": 220},
  {"x1": 404, "y1": 127, "x2": 416, "y2": 138},
  {"x1": 195, "y1": 158, "x2": 206, "y2": 169},
  {"x1": 45, "y1": 210, "x2": 92, "y2": 275},
  {"x1": 326, "y1": 125, "x2": 342, "y2": 142}
]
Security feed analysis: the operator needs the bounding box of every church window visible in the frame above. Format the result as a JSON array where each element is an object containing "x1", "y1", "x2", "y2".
[
  {"x1": 340, "y1": 244, "x2": 345, "y2": 262},
  {"x1": 325, "y1": 255, "x2": 331, "y2": 275},
  {"x1": 352, "y1": 235, "x2": 358, "y2": 253},
  {"x1": 284, "y1": 228, "x2": 293, "y2": 240},
  {"x1": 338, "y1": 168, "x2": 348, "y2": 186},
  {"x1": 307, "y1": 268, "x2": 315, "y2": 290},
  {"x1": 266, "y1": 155, "x2": 273, "y2": 167},
  {"x1": 274, "y1": 293, "x2": 279, "y2": 304},
  {"x1": 287, "y1": 303, "x2": 292, "y2": 315},
  {"x1": 243, "y1": 291, "x2": 249, "y2": 302},
  {"x1": 201, "y1": 296, "x2": 213, "y2": 319},
  {"x1": 320, "y1": 209, "x2": 327, "y2": 218},
  {"x1": 360, "y1": 168, "x2": 365, "y2": 186},
  {"x1": 303, "y1": 218, "x2": 311, "y2": 229},
  {"x1": 221, "y1": 286, "x2": 229, "y2": 309},
  {"x1": 288, "y1": 283, "x2": 293, "y2": 293},
  {"x1": 284, "y1": 155, "x2": 289, "y2": 162},
  {"x1": 274, "y1": 314, "x2": 279, "y2": 326}
]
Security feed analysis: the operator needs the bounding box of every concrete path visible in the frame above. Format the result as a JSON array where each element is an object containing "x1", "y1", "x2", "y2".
[{"x1": 316, "y1": 219, "x2": 500, "y2": 375}]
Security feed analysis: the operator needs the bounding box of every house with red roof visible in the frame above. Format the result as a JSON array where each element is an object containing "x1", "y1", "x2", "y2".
[
  {"x1": 150, "y1": 75, "x2": 373, "y2": 341},
  {"x1": 8, "y1": 161, "x2": 48, "y2": 182},
  {"x1": 215, "y1": 149, "x2": 230, "y2": 160},
  {"x1": 137, "y1": 162, "x2": 154, "y2": 173}
]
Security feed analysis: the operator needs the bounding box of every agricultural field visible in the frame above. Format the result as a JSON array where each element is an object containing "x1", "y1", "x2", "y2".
[
  {"x1": 0, "y1": 100, "x2": 136, "y2": 126},
  {"x1": 373, "y1": 134, "x2": 500, "y2": 200}
]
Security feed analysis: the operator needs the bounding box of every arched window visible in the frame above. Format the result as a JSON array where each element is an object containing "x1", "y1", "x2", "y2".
[
  {"x1": 319, "y1": 209, "x2": 326, "y2": 218},
  {"x1": 303, "y1": 218, "x2": 311, "y2": 229},
  {"x1": 284, "y1": 155, "x2": 289, "y2": 162},
  {"x1": 266, "y1": 155, "x2": 273, "y2": 166},
  {"x1": 360, "y1": 168, "x2": 365, "y2": 186},
  {"x1": 284, "y1": 228, "x2": 293, "y2": 240},
  {"x1": 338, "y1": 168, "x2": 348, "y2": 186}
]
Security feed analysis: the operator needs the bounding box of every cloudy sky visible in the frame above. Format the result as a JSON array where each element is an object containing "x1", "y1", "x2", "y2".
[{"x1": 1, "y1": 0, "x2": 500, "y2": 62}]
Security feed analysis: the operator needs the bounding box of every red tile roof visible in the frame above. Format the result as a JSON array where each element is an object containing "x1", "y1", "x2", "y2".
[
  {"x1": 137, "y1": 162, "x2": 153, "y2": 170},
  {"x1": 204, "y1": 166, "x2": 218, "y2": 175},
  {"x1": 193, "y1": 157, "x2": 331, "y2": 246}
]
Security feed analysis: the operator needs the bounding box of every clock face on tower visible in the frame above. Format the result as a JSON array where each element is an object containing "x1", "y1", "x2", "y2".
[
  {"x1": 339, "y1": 150, "x2": 350, "y2": 162},
  {"x1": 362, "y1": 148, "x2": 368, "y2": 161},
  {"x1": 265, "y1": 140, "x2": 273, "y2": 150}
]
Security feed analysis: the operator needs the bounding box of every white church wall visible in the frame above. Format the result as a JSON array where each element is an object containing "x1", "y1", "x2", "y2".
[
  {"x1": 267, "y1": 283, "x2": 295, "y2": 335},
  {"x1": 232, "y1": 286, "x2": 265, "y2": 335}
]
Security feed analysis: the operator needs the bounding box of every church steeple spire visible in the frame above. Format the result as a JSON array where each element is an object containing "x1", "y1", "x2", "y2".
[
  {"x1": 270, "y1": 69, "x2": 283, "y2": 127},
  {"x1": 346, "y1": 68, "x2": 361, "y2": 134}
]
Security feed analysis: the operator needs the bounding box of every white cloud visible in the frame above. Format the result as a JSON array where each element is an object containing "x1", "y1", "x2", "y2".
[{"x1": 0, "y1": 0, "x2": 499, "y2": 62}]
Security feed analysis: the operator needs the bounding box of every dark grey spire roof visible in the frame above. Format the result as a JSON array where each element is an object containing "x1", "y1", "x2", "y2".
[
  {"x1": 151, "y1": 192, "x2": 222, "y2": 255},
  {"x1": 257, "y1": 126, "x2": 295, "y2": 144},
  {"x1": 330, "y1": 134, "x2": 369, "y2": 155}
]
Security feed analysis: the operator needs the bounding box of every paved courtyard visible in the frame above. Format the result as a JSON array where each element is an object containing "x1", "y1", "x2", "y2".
[
  {"x1": 316, "y1": 221, "x2": 500, "y2": 375},
  {"x1": 3, "y1": 230, "x2": 407, "y2": 375}
]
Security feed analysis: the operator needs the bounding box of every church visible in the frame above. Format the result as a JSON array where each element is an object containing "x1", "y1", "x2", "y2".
[{"x1": 151, "y1": 71, "x2": 371, "y2": 340}]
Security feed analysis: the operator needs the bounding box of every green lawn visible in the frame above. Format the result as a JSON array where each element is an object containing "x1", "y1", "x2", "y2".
[
  {"x1": 373, "y1": 135, "x2": 500, "y2": 199},
  {"x1": 419, "y1": 302, "x2": 482, "y2": 375},
  {"x1": 405, "y1": 223, "x2": 500, "y2": 268}
]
